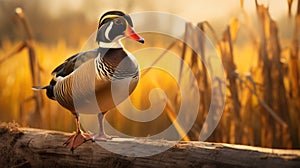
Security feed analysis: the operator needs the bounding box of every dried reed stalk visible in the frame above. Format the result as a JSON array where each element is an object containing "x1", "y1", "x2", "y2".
[
  {"x1": 178, "y1": 22, "x2": 191, "y2": 85},
  {"x1": 220, "y1": 25, "x2": 242, "y2": 144},
  {"x1": 15, "y1": 7, "x2": 43, "y2": 127},
  {"x1": 256, "y1": 0, "x2": 290, "y2": 147},
  {"x1": 288, "y1": 0, "x2": 300, "y2": 148},
  {"x1": 197, "y1": 22, "x2": 211, "y2": 117}
]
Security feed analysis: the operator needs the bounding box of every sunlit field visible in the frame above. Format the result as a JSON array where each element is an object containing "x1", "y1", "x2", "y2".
[{"x1": 0, "y1": 0, "x2": 299, "y2": 149}]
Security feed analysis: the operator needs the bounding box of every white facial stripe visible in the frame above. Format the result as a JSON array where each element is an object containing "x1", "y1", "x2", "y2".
[{"x1": 105, "y1": 22, "x2": 113, "y2": 41}]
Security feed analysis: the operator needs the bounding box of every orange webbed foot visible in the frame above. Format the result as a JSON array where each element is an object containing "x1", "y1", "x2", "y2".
[{"x1": 64, "y1": 131, "x2": 92, "y2": 151}]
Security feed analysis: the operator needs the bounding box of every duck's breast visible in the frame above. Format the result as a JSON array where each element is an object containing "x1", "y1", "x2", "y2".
[{"x1": 54, "y1": 57, "x2": 139, "y2": 114}]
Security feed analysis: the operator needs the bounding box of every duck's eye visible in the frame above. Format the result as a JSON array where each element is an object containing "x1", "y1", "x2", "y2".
[{"x1": 114, "y1": 19, "x2": 123, "y2": 25}]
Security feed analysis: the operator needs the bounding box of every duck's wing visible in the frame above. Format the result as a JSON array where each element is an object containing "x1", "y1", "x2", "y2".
[
  {"x1": 52, "y1": 48, "x2": 99, "y2": 78},
  {"x1": 39, "y1": 48, "x2": 99, "y2": 100}
]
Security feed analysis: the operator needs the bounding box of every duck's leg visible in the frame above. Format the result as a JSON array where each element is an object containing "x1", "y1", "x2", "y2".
[
  {"x1": 92, "y1": 112, "x2": 118, "y2": 141},
  {"x1": 64, "y1": 115, "x2": 92, "y2": 151}
]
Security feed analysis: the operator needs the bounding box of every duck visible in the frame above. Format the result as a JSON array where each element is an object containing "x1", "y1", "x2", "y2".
[{"x1": 33, "y1": 10, "x2": 144, "y2": 151}]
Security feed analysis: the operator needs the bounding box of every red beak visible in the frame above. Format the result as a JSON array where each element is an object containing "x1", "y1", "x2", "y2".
[{"x1": 124, "y1": 25, "x2": 144, "y2": 44}]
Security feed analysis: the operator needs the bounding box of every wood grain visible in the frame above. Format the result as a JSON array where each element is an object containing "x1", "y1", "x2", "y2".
[{"x1": 0, "y1": 123, "x2": 299, "y2": 168}]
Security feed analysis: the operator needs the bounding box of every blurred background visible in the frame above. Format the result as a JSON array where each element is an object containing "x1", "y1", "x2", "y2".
[{"x1": 0, "y1": 0, "x2": 299, "y2": 149}]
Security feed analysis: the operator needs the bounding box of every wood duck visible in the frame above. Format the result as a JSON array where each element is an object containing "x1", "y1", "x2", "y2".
[{"x1": 34, "y1": 11, "x2": 144, "y2": 151}]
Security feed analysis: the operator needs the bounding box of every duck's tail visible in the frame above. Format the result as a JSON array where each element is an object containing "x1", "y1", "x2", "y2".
[
  {"x1": 32, "y1": 85, "x2": 51, "y2": 91},
  {"x1": 32, "y1": 85, "x2": 55, "y2": 100}
]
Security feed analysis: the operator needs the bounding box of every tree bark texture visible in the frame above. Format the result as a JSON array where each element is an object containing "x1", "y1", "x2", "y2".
[{"x1": 0, "y1": 123, "x2": 299, "y2": 168}]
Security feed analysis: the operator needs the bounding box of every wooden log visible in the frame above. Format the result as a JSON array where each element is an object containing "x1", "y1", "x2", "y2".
[{"x1": 0, "y1": 123, "x2": 299, "y2": 168}]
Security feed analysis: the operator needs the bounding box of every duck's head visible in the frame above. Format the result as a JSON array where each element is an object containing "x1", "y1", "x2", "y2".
[{"x1": 96, "y1": 11, "x2": 144, "y2": 45}]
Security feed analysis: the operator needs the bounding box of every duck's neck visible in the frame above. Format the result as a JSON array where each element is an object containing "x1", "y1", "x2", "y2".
[
  {"x1": 95, "y1": 41, "x2": 129, "y2": 80},
  {"x1": 98, "y1": 40, "x2": 123, "y2": 49},
  {"x1": 96, "y1": 39, "x2": 126, "y2": 68}
]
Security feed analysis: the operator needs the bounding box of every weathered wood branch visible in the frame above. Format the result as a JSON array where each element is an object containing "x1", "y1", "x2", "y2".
[{"x1": 0, "y1": 123, "x2": 299, "y2": 168}]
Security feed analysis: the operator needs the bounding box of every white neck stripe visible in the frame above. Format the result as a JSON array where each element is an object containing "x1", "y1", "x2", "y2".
[{"x1": 99, "y1": 41, "x2": 123, "y2": 48}]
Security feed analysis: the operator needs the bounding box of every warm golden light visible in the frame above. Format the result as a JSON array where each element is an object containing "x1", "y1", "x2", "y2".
[{"x1": 0, "y1": 0, "x2": 299, "y2": 149}]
